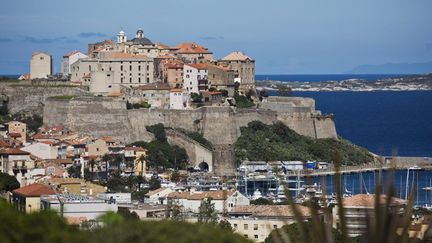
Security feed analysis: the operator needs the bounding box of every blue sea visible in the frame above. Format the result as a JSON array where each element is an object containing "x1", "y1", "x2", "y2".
[
  {"x1": 256, "y1": 74, "x2": 409, "y2": 82},
  {"x1": 259, "y1": 74, "x2": 432, "y2": 157}
]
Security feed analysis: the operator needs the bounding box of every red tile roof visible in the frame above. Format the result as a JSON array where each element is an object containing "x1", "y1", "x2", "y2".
[
  {"x1": 0, "y1": 139, "x2": 10, "y2": 148},
  {"x1": 8, "y1": 133, "x2": 22, "y2": 138},
  {"x1": 175, "y1": 42, "x2": 212, "y2": 54},
  {"x1": 0, "y1": 148, "x2": 30, "y2": 155},
  {"x1": 186, "y1": 63, "x2": 208, "y2": 70},
  {"x1": 63, "y1": 50, "x2": 80, "y2": 58},
  {"x1": 13, "y1": 183, "x2": 56, "y2": 197}
]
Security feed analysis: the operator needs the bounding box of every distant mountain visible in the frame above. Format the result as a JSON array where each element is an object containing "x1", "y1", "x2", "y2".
[{"x1": 347, "y1": 61, "x2": 432, "y2": 74}]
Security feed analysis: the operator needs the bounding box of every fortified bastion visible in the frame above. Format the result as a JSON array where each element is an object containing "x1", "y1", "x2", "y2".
[{"x1": 0, "y1": 84, "x2": 337, "y2": 175}]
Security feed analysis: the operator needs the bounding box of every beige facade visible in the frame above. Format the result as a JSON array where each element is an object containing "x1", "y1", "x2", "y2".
[
  {"x1": 218, "y1": 52, "x2": 256, "y2": 95},
  {"x1": 30, "y1": 52, "x2": 52, "y2": 79},
  {"x1": 71, "y1": 53, "x2": 155, "y2": 95},
  {"x1": 227, "y1": 205, "x2": 317, "y2": 242},
  {"x1": 207, "y1": 64, "x2": 235, "y2": 96},
  {"x1": 87, "y1": 139, "x2": 109, "y2": 157},
  {"x1": 126, "y1": 82, "x2": 171, "y2": 109},
  {"x1": 162, "y1": 60, "x2": 184, "y2": 88},
  {"x1": 7, "y1": 121, "x2": 27, "y2": 143},
  {"x1": 175, "y1": 42, "x2": 214, "y2": 63}
]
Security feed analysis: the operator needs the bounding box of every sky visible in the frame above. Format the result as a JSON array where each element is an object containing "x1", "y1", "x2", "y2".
[{"x1": 0, "y1": 0, "x2": 431, "y2": 74}]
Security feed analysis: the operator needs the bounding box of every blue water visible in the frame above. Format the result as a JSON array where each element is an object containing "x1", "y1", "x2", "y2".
[
  {"x1": 260, "y1": 73, "x2": 432, "y2": 157},
  {"x1": 256, "y1": 74, "x2": 409, "y2": 82},
  {"x1": 290, "y1": 91, "x2": 432, "y2": 157}
]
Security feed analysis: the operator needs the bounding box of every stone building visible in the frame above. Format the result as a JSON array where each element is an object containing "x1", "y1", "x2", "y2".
[
  {"x1": 7, "y1": 121, "x2": 27, "y2": 143},
  {"x1": 61, "y1": 50, "x2": 88, "y2": 76},
  {"x1": 175, "y1": 42, "x2": 213, "y2": 63},
  {"x1": 162, "y1": 59, "x2": 184, "y2": 88},
  {"x1": 227, "y1": 205, "x2": 319, "y2": 242},
  {"x1": 71, "y1": 52, "x2": 154, "y2": 95},
  {"x1": 30, "y1": 52, "x2": 52, "y2": 79},
  {"x1": 218, "y1": 51, "x2": 256, "y2": 95},
  {"x1": 169, "y1": 88, "x2": 189, "y2": 110},
  {"x1": 333, "y1": 194, "x2": 406, "y2": 237},
  {"x1": 116, "y1": 28, "x2": 159, "y2": 58},
  {"x1": 88, "y1": 40, "x2": 115, "y2": 58},
  {"x1": 128, "y1": 82, "x2": 171, "y2": 109},
  {"x1": 207, "y1": 64, "x2": 236, "y2": 96},
  {"x1": 183, "y1": 63, "x2": 209, "y2": 94}
]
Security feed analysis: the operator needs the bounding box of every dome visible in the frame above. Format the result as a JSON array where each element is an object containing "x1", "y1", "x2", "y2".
[
  {"x1": 131, "y1": 36, "x2": 154, "y2": 46},
  {"x1": 137, "y1": 28, "x2": 144, "y2": 35}
]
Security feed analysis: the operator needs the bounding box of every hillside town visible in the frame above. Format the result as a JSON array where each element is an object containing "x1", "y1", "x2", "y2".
[
  {"x1": 1, "y1": 28, "x2": 431, "y2": 242},
  {"x1": 21, "y1": 28, "x2": 257, "y2": 109}
]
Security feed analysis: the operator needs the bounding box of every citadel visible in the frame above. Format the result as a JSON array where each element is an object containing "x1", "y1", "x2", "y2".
[{"x1": 3, "y1": 28, "x2": 337, "y2": 175}]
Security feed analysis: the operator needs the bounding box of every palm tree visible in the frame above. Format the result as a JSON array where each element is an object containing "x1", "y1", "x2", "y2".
[
  {"x1": 136, "y1": 154, "x2": 147, "y2": 176},
  {"x1": 89, "y1": 159, "x2": 96, "y2": 181}
]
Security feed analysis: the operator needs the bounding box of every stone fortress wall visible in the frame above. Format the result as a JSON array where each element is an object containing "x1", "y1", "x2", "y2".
[{"x1": 0, "y1": 85, "x2": 337, "y2": 175}]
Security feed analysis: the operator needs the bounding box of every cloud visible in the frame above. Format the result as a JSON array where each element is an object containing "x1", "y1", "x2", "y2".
[
  {"x1": 77, "y1": 32, "x2": 107, "y2": 38},
  {"x1": 199, "y1": 36, "x2": 224, "y2": 41},
  {"x1": 0, "y1": 38, "x2": 12, "y2": 43},
  {"x1": 21, "y1": 36, "x2": 78, "y2": 44}
]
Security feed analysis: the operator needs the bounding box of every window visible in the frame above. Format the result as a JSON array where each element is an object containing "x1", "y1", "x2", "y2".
[
  {"x1": 40, "y1": 57, "x2": 44, "y2": 60},
  {"x1": 130, "y1": 78, "x2": 132, "y2": 83},
  {"x1": 129, "y1": 65, "x2": 132, "y2": 71},
  {"x1": 243, "y1": 224, "x2": 248, "y2": 230},
  {"x1": 108, "y1": 85, "x2": 112, "y2": 88},
  {"x1": 253, "y1": 224, "x2": 258, "y2": 230},
  {"x1": 254, "y1": 235, "x2": 258, "y2": 239},
  {"x1": 244, "y1": 235, "x2": 248, "y2": 238},
  {"x1": 96, "y1": 148, "x2": 99, "y2": 152},
  {"x1": 89, "y1": 65, "x2": 91, "y2": 71},
  {"x1": 147, "y1": 65, "x2": 149, "y2": 71},
  {"x1": 233, "y1": 224, "x2": 237, "y2": 229},
  {"x1": 138, "y1": 77, "x2": 141, "y2": 83},
  {"x1": 107, "y1": 74, "x2": 111, "y2": 77},
  {"x1": 138, "y1": 66, "x2": 141, "y2": 71},
  {"x1": 147, "y1": 77, "x2": 150, "y2": 83},
  {"x1": 121, "y1": 65, "x2": 123, "y2": 71},
  {"x1": 273, "y1": 225, "x2": 277, "y2": 229}
]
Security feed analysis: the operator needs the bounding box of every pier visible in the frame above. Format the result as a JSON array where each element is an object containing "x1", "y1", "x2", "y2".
[{"x1": 286, "y1": 156, "x2": 432, "y2": 177}]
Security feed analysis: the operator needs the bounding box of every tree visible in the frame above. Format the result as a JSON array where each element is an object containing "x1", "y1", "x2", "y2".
[
  {"x1": 197, "y1": 198, "x2": 217, "y2": 224},
  {"x1": 89, "y1": 159, "x2": 96, "y2": 181},
  {"x1": 117, "y1": 208, "x2": 139, "y2": 221},
  {"x1": 191, "y1": 92, "x2": 203, "y2": 103},
  {"x1": 136, "y1": 154, "x2": 147, "y2": 176},
  {"x1": 0, "y1": 173, "x2": 20, "y2": 192},
  {"x1": 67, "y1": 165, "x2": 81, "y2": 178},
  {"x1": 251, "y1": 198, "x2": 274, "y2": 205},
  {"x1": 217, "y1": 219, "x2": 233, "y2": 231},
  {"x1": 149, "y1": 176, "x2": 161, "y2": 190}
]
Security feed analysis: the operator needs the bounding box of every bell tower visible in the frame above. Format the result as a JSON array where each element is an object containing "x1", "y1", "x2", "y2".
[{"x1": 117, "y1": 28, "x2": 127, "y2": 43}]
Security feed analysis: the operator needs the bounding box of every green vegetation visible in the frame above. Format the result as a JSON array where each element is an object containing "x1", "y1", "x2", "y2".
[
  {"x1": 177, "y1": 128, "x2": 213, "y2": 149},
  {"x1": 126, "y1": 101, "x2": 151, "y2": 109},
  {"x1": 234, "y1": 94, "x2": 255, "y2": 108},
  {"x1": 128, "y1": 123, "x2": 189, "y2": 170},
  {"x1": 0, "y1": 199, "x2": 252, "y2": 243},
  {"x1": 0, "y1": 76, "x2": 18, "y2": 83},
  {"x1": 0, "y1": 173, "x2": 20, "y2": 192},
  {"x1": 49, "y1": 95, "x2": 76, "y2": 100},
  {"x1": 197, "y1": 198, "x2": 218, "y2": 224},
  {"x1": 235, "y1": 121, "x2": 373, "y2": 165},
  {"x1": 191, "y1": 92, "x2": 203, "y2": 103}
]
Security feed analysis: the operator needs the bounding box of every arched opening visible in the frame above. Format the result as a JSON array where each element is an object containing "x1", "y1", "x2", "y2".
[{"x1": 198, "y1": 161, "x2": 209, "y2": 172}]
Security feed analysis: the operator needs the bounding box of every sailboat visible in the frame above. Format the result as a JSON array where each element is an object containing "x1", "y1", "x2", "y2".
[{"x1": 422, "y1": 178, "x2": 432, "y2": 191}]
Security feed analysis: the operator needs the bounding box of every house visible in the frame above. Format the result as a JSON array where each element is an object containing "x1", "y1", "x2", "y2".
[
  {"x1": 87, "y1": 138, "x2": 109, "y2": 157},
  {"x1": 11, "y1": 183, "x2": 56, "y2": 213},
  {"x1": 207, "y1": 64, "x2": 235, "y2": 96},
  {"x1": 7, "y1": 121, "x2": 27, "y2": 143},
  {"x1": 201, "y1": 91, "x2": 224, "y2": 106},
  {"x1": 124, "y1": 146, "x2": 146, "y2": 176},
  {"x1": 61, "y1": 50, "x2": 88, "y2": 76},
  {"x1": 218, "y1": 51, "x2": 256, "y2": 95},
  {"x1": 45, "y1": 178, "x2": 106, "y2": 196},
  {"x1": 43, "y1": 162, "x2": 66, "y2": 178},
  {"x1": 227, "y1": 205, "x2": 318, "y2": 242},
  {"x1": 40, "y1": 193, "x2": 118, "y2": 221},
  {"x1": 170, "y1": 88, "x2": 189, "y2": 109},
  {"x1": 167, "y1": 190, "x2": 250, "y2": 214},
  {"x1": 128, "y1": 82, "x2": 171, "y2": 109},
  {"x1": 183, "y1": 63, "x2": 209, "y2": 94},
  {"x1": 161, "y1": 59, "x2": 184, "y2": 88},
  {"x1": 88, "y1": 39, "x2": 114, "y2": 58},
  {"x1": 333, "y1": 194, "x2": 406, "y2": 237},
  {"x1": 0, "y1": 148, "x2": 34, "y2": 178},
  {"x1": 175, "y1": 42, "x2": 214, "y2": 63},
  {"x1": 30, "y1": 52, "x2": 53, "y2": 79},
  {"x1": 145, "y1": 187, "x2": 173, "y2": 205},
  {"x1": 21, "y1": 142, "x2": 58, "y2": 160}
]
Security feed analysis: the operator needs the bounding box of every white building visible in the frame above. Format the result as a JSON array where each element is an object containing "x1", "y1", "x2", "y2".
[
  {"x1": 169, "y1": 88, "x2": 189, "y2": 109},
  {"x1": 167, "y1": 190, "x2": 249, "y2": 214},
  {"x1": 145, "y1": 187, "x2": 173, "y2": 205},
  {"x1": 41, "y1": 194, "x2": 118, "y2": 221},
  {"x1": 30, "y1": 52, "x2": 52, "y2": 79},
  {"x1": 227, "y1": 205, "x2": 317, "y2": 242},
  {"x1": 183, "y1": 64, "x2": 209, "y2": 94},
  {"x1": 21, "y1": 142, "x2": 58, "y2": 160},
  {"x1": 61, "y1": 50, "x2": 88, "y2": 75}
]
